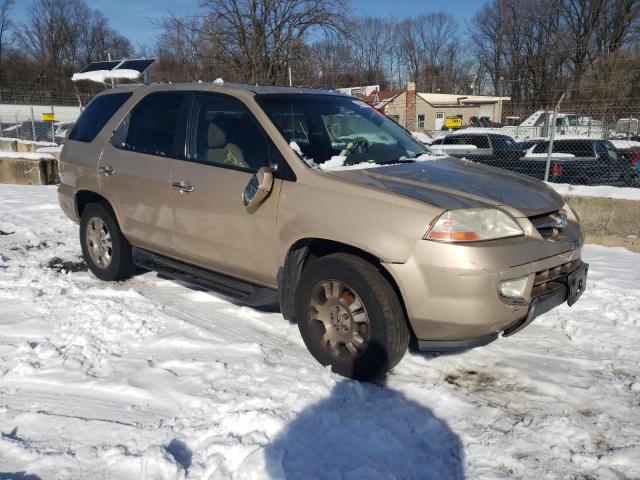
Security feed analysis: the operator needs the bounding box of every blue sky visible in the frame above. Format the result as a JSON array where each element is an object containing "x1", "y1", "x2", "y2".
[{"x1": 12, "y1": 0, "x2": 481, "y2": 49}]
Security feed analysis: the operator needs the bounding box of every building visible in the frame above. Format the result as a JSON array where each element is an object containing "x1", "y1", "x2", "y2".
[
  {"x1": 355, "y1": 90, "x2": 404, "y2": 110},
  {"x1": 380, "y1": 82, "x2": 510, "y2": 132}
]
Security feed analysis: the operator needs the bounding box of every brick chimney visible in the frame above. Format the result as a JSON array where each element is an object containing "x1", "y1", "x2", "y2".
[{"x1": 406, "y1": 81, "x2": 416, "y2": 131}]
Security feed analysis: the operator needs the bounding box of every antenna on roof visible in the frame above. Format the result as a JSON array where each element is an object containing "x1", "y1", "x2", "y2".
[{"x1": 71, "y1": 58, "x2": 156, "y2": 86}]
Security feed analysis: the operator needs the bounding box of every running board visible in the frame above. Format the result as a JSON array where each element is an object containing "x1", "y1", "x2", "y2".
[{"x1": 132, "y1": 247, "x2": 279, "y2": 307}]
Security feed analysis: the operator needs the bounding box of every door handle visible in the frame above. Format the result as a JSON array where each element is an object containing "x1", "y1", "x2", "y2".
[
  {"x1": 172, "y1": 181, "x2": 195, "y2": 193},
  {"x1": 99, "y1": 165, "x2": 115, "y2": 176}
]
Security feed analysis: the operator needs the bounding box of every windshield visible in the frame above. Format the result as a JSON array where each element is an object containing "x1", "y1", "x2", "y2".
[{"x1": 256, "y1": 94, "x2": 429, "y2": 167}]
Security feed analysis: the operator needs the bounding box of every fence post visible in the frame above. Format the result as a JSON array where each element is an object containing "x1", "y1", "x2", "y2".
[
  {"x1": 544, "y1": 93, "x2": 565, "y2": 182},
  {"x1": 14, "y1": 113, "x2": 19, "y2": 139},
  {"x1": 30, "y1": 107, "x2": 37, "y2": 142},
  {"x1": 51, "y1": 106, "x2": 55, "y2": 143}
]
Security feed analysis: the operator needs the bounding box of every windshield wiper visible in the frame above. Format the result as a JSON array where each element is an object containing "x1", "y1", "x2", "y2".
[{"x1": 375, "y1": 158, "x2": 416, "y2": 165}]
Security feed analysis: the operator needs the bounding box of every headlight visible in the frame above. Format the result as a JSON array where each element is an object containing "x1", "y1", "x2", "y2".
[
  {"x1": 563, "y1": 202, "x2": 580, "y2": 222},
  {"x1": 425, "y1": 208, "x2": 524, "y2": 242}
]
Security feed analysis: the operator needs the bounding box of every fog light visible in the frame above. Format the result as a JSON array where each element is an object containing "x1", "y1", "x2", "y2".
[{"x1": 499, "y1": 276, "x2": 529, "y2": 298}]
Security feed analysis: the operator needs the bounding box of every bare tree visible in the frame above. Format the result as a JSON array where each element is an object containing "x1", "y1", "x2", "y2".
[
  {"x1": 0, "y1": 0, "x2": 13, "y2": 94},
  {"x1": 200, "y1": 0, "x2": 349, "y2": 84}
]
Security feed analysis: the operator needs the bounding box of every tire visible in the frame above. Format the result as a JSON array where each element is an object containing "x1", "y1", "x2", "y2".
[
  {"x1": 80, "y1": 202, "x2": 134, "y2": 282},
  {"x1": 295, "y1": 253, "x2": 410, "y2": 381}
]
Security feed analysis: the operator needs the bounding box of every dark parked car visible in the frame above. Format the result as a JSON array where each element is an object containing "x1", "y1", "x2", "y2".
[
  {"x1": 430, "y1": 133, "x2": 524, "y2": 167},
  {"x1": 518, "y1": 139, "x2": 638, "y2": 186},
  {"x1": 433, "y1": 134, "x2": 638, "y2": 186},
  {"x1": 516, "y1": 139, "x2": 544, "y2": 153}
]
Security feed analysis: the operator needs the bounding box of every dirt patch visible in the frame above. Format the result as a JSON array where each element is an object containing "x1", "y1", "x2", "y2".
[
  {"x1": 445, "y1": 369, "x2": 497, "y2": 390},
  {"x1": 47, "y1": 256, "x2": 87, "y2": 273}
]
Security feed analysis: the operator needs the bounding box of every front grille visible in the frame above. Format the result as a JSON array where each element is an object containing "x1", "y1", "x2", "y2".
[
  {"x1": 532, "y1": 259, "x2": 581, "y2": 297},
  {"x1": 529, "y1": 211, "x2": 567, "y2": 239}
]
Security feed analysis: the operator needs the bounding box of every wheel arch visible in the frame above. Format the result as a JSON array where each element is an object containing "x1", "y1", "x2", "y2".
[
  {"x1": 75, "y1": 190, "x2": 122, "y2": 227},
  {"x1": 278, "y1": 237, "x2": 416, "y2": 342}
]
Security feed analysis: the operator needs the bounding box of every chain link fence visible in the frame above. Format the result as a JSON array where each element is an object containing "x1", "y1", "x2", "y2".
[
  {"x1": 0, "y1": 104, "x2": 81, "y2": 149},
  {"x1": 409, "y1": 104, "x2": 640, "y2": 189},
  {"x1": 1, "y1": 87, "x2": 639, "y2": 189}
]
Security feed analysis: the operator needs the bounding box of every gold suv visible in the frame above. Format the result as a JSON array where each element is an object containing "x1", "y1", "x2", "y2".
[{"x1": 58, "y1": 83, "x2": 588, "y2": 380}]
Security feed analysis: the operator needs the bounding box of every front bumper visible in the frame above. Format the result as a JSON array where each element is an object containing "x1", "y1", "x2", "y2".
[{"x1": 383, "y1": 237, "x2": 585, "y2": 347}]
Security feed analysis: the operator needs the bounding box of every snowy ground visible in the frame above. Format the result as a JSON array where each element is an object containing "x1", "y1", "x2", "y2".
[{"x1": 1, "y1": 185, "x2": 639, "y2": 480}]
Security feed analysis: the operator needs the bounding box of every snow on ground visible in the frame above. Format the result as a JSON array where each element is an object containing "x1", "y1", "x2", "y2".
[
  {"x1": 548, "y1": 182, "x2": 640, "y2": 201},
  {"x1": 524, "y1": 152, "x2": 575, "y2": 158},
  {"x1": 1, "y1": 185, "x2": 639, "y2": 479}
]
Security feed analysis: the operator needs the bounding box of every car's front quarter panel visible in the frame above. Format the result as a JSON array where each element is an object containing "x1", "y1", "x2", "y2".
[{"x1": 276, "y1": 170, "x2": 443, "y2": 265}]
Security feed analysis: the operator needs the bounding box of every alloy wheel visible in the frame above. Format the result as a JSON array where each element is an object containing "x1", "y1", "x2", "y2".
[
  {"x1": 309, "y1": 279, "x2": 371, "y2": 360},
  {"x1": 85, "y1": 217, "x2": 112, "y2": 269}
]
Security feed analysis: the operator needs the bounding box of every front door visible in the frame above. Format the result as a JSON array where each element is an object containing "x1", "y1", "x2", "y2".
[
  {"x1": 170, "y1": 92, "x2": 282, "y2": 287},
  {"x1": 99, "y1": 91, "x2": 188, "y2": 255},
  {"x1": 435, "y1": 112, "x2": 445, "y2": 130}
]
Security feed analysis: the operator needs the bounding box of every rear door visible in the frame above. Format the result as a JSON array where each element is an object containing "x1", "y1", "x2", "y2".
[
  {"x1": 99, "y1": 91, "x2": 189, "y2": 255},
  {"x1": 169, "y1": 92, "x2": 283, "y2": 287}
]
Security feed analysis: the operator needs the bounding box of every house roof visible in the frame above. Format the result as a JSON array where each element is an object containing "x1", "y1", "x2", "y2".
[
  {"x1": 356, "y1": 90, "x2": 403, "y2": 108},
  {"x1": 417, "y1": 93, "x2": 511, "y2": 106}
]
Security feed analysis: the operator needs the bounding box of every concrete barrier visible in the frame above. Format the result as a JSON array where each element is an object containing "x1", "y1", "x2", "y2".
[
  {"x1": 16, "y1": 142, "x2": 36, "y2": 153},
  {"x1": 0, "y1": 156, "x2": 59, "y2": 185},
  {"x1": 565, "y1": 195, "x2": 640, "y2": 253},
  {"x1": 0, "y1": 139, "x2": 17, "y2": 151}
]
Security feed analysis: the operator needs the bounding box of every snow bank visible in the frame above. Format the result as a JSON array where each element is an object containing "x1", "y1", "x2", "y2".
[
  {"x1": 0, "y1": 150, "x2": 55, "y2": 160},
  {"x1": 36, "y1": 145, "x2": 63, "y2": 154},
  {"x1": 1, "y1": 184, "x2": 640, "y2": 479},
  {"x1": 548, "y1": 182, "x2": 640, "y2": 201},
  {"x1": 525, "y1": 152, "x2": 576, "y2": 158},
  {"x1": 431, "y1": 144, "x2": 478, "y2": 151},
  {"x1": 0, "y1": 137, "x2": 57, "y2": 147}
]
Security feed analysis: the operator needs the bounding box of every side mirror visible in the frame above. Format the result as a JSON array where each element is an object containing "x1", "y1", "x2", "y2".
[{"x1": 243, "y1": 166, "x2": 274, "y2": 212}]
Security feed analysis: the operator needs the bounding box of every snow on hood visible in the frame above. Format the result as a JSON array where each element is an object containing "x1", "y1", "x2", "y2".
[{"x1": 289, "y1": 140, "x2": 442, "y2": 171}]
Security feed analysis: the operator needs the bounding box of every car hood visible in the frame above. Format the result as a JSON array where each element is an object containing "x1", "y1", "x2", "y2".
[{"x1": 328, "y1": 157, "x2": 565, "y2": 217}]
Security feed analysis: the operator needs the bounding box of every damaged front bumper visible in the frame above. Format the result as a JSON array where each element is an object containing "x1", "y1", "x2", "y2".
[{"x1": 417, "y1": 261, "x2": 589, "y2": 352}]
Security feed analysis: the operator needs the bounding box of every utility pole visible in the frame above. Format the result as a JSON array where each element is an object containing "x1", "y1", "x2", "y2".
[
  {"x1": 544, "y1": 93, "x2": 565, "y2": 182},
  {"x1": 106, "y1": 50, "x2": 115, "y2": 88}
]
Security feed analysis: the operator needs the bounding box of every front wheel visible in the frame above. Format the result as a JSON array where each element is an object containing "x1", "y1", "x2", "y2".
[
  {"x1": 80, "y1": 202, "x2": 134, "y2": 281},
  {"x1": 295, "y1": 253, "x2": 410, "y2": 380}
]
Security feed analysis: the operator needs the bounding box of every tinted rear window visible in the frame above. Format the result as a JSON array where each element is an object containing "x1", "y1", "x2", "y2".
[
  {"x1": 68, "y1": 92, "x2": 132, "y2": 142},
  {"x1": 533, "y1": 140, "x2": 594, "y2": 157}
]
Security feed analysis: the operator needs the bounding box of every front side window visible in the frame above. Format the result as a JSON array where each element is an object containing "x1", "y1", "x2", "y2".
[
  {"x1": 122, "y1": 92, "x2": 186, "y2": 157},
  {"x1": 69, "y1": 92, "x2": 132, "y2": 143},
  {"x1": 533, "y1": 140, "x2": 593, "y2": 157},
  {"x1": 257, "y1": 94, "x2": 428, "y2": 167},
  {"x1": 491, "y1": 135, "x2": 517, "y2": 151},
  {"x1": 466, "y1": 135, "x2": 490, "y2": 149},
  {"x1": 417, "y1": 114, "x2": 425, "y2": 129},
  {"x1": 186, "y1": 93, "x2": 270, "y2": 171}
]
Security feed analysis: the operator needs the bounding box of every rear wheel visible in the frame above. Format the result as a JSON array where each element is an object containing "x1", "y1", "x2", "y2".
[
  {"x1": 80, "y1": 202, "x2": 134, "y2": 281},
  {"x1": 295, "y1": 253, "x2": 410, "y2": 380}
]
